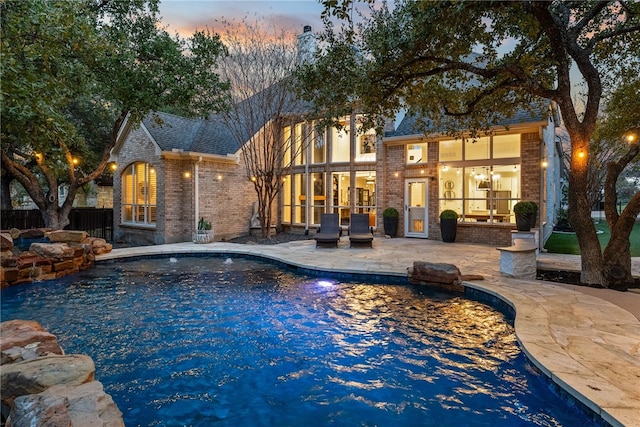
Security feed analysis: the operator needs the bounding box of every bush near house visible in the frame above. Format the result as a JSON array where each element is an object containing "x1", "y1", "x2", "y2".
[{"x1": 545, "y1": 221, "x2": 640, "y2": 256}]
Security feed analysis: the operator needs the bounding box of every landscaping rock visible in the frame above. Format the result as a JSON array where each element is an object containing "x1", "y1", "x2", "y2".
[
  {"x1": 0, "y1": 354, "x2": 95, "y2": 407},
  {"x1": 46, "y1": 230, "x2": 87, "y2": 243},
  {"x1": 409, "y1": 261, "x2": 462, "y2": 286},
  {"x1": 83, "y1": 237, "x2": 113, "y2": 255},
  {"x1": 7, "y1": 381, "x2": 124, "y2": 427},
  {"x1": 29, "y1": 243, "x2": 75, "y2": 259},
  {"x1": 1, "y1": 233, "x2": 13, "y2": 251},
  {"x1": 0, "y1": 320, "x2": 63, "y2": 364}
]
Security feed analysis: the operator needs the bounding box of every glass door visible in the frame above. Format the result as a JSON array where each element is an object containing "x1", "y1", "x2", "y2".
[{"x1": 405, "y1": 179, "x2": 429, "y2": 238}]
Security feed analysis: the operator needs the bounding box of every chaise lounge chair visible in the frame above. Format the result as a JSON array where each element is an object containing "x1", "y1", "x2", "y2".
[
  {"x1": 314, "y1": 213, "x2": 342, "y2": 248},
  {"x1": 349, "y1": 213, "x2": 374, "y2": 248}
]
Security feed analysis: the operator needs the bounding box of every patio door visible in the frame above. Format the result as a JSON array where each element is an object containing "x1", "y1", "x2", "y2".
[{"x1": 405, "y1": 179, "x2": 429, "y2": 238}]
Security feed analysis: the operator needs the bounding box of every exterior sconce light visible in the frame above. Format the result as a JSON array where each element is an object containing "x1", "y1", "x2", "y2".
[
  {"x1": 541, "y1": 159, "x2": 548, "y2": 168},
  {"x1": 251, "y1": 176, "x2": 257, "y2": 182},
  {"x1": 184, "y1": 171, "x2": 191, "y2": 178},
  {"x1": 420, "y1": 169, "x2": 425, "y2": 174},
  {"x1": 217, "y1": 174, "x2": 222, "y2": 180},
  {"x1": 394, "y1": 172, "x2": 399, "y2": 177},
  {"x1": 578, "y1": 150, "x2": 585, "y2": 158},
  {"x1": 110, "y1": 163, "x2": 117, "y2": 171}
]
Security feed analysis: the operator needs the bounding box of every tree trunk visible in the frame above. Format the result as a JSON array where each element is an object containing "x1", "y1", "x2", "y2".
[
  {"x1": 1, "y1": 173, "x2": 13, "y2": 210},
  {"x1": 567, "y1": 139, "x2": 604, "y2": 286}
]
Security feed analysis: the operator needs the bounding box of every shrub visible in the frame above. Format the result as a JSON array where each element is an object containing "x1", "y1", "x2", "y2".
[
  {"x1": 513, "y1": 201, "x2": 536, "y2": 214},
  {"x1": 439, "y1": 209, "x2": 458, "y2": 220},
  {"x1": 383, "y1": 207, "x2": 399, "y2": 218}
]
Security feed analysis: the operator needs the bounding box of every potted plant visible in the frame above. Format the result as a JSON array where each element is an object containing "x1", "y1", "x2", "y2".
[
  {"x1": 528, "y1": 201, "x2": 538, "y2": 229},
  {"x1": 194, "y1": 217, "x2": 214, "y2": 243},
  {"x1": 439, "y1": 209, "x2": 458, "y2": 243},
  {"x1": 382, "y1": 207, "x2": 399, "y2": 237},
  {"x1": 513, "y1": 201, "x2": 535, "y2": 231}
]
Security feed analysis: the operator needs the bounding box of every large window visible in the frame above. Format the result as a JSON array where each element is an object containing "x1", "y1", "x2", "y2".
[
  {"x1": 311, "y1": 172, "x2": 326, "y2": 225},
  {"x1": 332, "y1": 172, "x2": 350, "y2": 225},
  {"x1": 122, "y1": 162, "x2": 156, "y2": 226},
  {"x1": 331, "y1": 118, "x2": 350, "y2": 163},
  {"x1": 355, "y1": 171, "x2": 376, "y2": 227},
  {"x1": 406, "y1": 143, "x2": 428, "y2": 164},
  {"x1": 438, "y1": 135, "x2": 521, "y2": 223},
  {"x1": 311, "y1": 128, "x2": 326, "y2": 164}
]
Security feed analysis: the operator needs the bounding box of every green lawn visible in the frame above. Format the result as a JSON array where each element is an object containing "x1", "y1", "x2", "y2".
[{"x1": 544, "y1": 221, "x2": 640, "y2": 256}]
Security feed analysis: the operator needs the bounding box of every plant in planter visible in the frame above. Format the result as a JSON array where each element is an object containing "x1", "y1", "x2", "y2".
[
  {"x1": 513, "y1": 201, "x2": 535, "y2": 231},
  {"x1": 194, "y1": 217, "x2": 214, "y2": 243},
  {"x1": 439, "y1": 209, "x2": 458, "y2": 243},
  {"x1": 382, "y1": 207, "x2": 399, "y2": 237},
  {"x1": 528, "y1": 201, "x2": 539, "y2": 229}
]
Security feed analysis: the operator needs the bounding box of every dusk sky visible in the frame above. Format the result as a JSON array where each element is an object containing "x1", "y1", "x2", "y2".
[{"x1": 158, "y1": 0, "x2": 328, "y2": 38}]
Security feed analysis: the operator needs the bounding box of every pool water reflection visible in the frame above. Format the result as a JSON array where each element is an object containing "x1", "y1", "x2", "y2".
[{"x1": 1, "y1": 257, "x2": 594, "y2": 426}]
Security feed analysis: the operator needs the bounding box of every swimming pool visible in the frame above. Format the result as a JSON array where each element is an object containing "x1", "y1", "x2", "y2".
[{"x1": 1, "y1": 256, "x2": 595, "y2": 426}]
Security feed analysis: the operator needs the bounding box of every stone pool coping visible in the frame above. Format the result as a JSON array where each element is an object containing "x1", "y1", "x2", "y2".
[{"x1": 97, "y1": 238, "x2": 640, "y2": 427}]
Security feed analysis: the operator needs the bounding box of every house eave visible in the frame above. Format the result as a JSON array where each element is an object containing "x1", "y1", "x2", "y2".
[
  {"x1": 160, "y1": 150, "x2": 239, "y2": 164},
  {"x1": 383, "y1": 121, "x2": 549, "y2": 145}
]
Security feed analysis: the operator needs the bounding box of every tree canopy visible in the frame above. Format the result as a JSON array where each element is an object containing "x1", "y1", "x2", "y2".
[
  {"x1": 298, "y1": 0, "x2": 640, "y2": 287},
  {"x1": 1, "y1": 0, "x2": 230, "y2": 228}
]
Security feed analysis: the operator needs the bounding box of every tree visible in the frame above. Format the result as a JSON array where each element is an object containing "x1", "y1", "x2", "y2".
[
  {"x1": 1, "y1": 0, "x2": 229, "y2": 230},
  {"x1": 299, "y1": 0, "x2": 640, "y2": 288},
  {"x1": 216, "y1": 19, "x2": 313, "y2": 238}
]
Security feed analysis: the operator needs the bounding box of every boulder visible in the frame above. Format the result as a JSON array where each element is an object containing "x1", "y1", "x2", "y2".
[
  {"x1": 409, "y1": 261, "x2": 462, "y2": 286},
  {"x1": 7, "y1": 381, "x2": 124, "y2": 427},
  {"x1": 0, "y1": 320, "x2": 63, "y2": 364},
  {"x1": 1, "y1": 233, "x2": 14, "y2": 251},
  {"x1": 46, "y1": 231, "x2": 87, "y2": 243},
  {"x1": 1, "y1": 354, "x2": 95, "y2": 407},
  {"x1": 19, "y1": 229, "x2": 46, "y2": 239},
  {"x1": 29, "y1": 243, "x2": 75, "y2": 259},
  {"x1": 82, "y1": 237, "x2": 113, "y2": 255}
]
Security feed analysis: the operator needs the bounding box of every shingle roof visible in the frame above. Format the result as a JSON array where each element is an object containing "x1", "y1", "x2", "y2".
[
  {"x1": 385, "y1": 104, "x2": 550, "y2": 138},
  {"x1": 142, "y1": 112, "x2": 239, "y2": 156}
]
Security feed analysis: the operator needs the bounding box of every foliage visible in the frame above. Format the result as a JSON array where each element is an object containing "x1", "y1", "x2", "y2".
[
  {"x1": 0, "y1": 0, "x2": 229, "y2": 229},
  {"x1": 382, "y1": 207, "x2": 399, "y2": 218},
  {"x1": 513, "y1": 201, "x2": 536, "y2": 215},
  {"x1": 197, "y1": 217, "x2": 212, "y2": 231},
  {"x1": 439, "y1": 209, "x2": 458, "y2": 220},
  {"x1": 302, "y1": 0, "x2": 640, "y2": 287}
]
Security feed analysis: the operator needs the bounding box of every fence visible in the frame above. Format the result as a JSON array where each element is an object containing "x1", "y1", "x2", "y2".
[{"x1": 1, "y1": 208, "x2": 114, "y2": 241}]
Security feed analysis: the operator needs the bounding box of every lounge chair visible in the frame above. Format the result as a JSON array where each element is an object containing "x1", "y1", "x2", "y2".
[
  {"x1": 349, "y1": 213, "x2": 374, "y2": 248},
  {"x1": 314, "y1": 213, "x2": 342, "y2": 248}
]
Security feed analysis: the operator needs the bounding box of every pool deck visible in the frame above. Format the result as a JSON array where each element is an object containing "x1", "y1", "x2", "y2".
[{"x1": 97, "y1": 237, "x2": 640, "y2": 427}]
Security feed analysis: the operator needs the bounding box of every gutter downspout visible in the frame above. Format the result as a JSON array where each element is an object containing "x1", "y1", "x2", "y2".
[{"x1": 195, "y1": 156, "x2": 202, "y2": 232}]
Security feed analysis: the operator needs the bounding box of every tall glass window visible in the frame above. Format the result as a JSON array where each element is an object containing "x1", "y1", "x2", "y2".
[
  {"x1": 331, "y1": 118, "x2": 350, "y2": 163},
  {"x1": 355, "y1": 171, "x2": 376, "y2": 227},
  {"x1": 294, "y1": 123, "x2": 306, "y2": 166},
  {"x1": 311, "y1": 127, "x2": 326, "y2": 164},
  {"x1": 282, "y1": 175, "x2": 291, "y2": 224},
  {"x1": 293, "y1": 173, "x2": 307, "y2": 224},
  {"x1": 332, "y1": 172, "x2": 350, "y2": 226},
  {"x1": 121, "y1": 162, "x2": 156, "y2": 226},
  {"x1": 355, "y1": 129, "x2": 376, "y2": 162},
  {"x1": 283, "y1": 125, "x2": 292, "y2": 166},
  {"x1": 311, "y1": 172, "x2": 325, "y2": 225}
]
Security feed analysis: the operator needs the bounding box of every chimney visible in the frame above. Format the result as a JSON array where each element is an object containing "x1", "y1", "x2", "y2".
[{"x1": 297, "y1": 25, "x2": 317, "y2": 65}]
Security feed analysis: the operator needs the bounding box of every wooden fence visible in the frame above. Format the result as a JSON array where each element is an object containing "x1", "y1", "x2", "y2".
[{"x1": 1, "y1": 208, "x2": 114, "y2": 241}]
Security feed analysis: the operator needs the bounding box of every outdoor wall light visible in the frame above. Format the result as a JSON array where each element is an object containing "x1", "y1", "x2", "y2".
[
  {"x1": 217, "y1": 174, "x2": 222, "y2": 181},
  {"x1": 542, "y1": 159, "x2": 548, "y2": 168},
  {"x1": 394, "y1": 172, "x2": 399, "y2": 177},
  {"x1": 110, "y1": 163, "x2": 117, "y2": 171},
  {"x1": 578, "y1": 150, "x2": 585, "y2": 158},
  {"x1": 184, "y1": 171, "x2": 191, "y2": 178}
]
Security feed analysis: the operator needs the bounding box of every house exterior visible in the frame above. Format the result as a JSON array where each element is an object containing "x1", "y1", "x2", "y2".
[
  {"x1": 111, "y1": 26, "x2": 562, "y2": 248},
  {"x1": 111, "y1": 112, "x2": 255, "y2": 245}
]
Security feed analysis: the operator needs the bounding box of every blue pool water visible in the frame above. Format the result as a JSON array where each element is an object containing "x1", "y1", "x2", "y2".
[{"x1": 1, "y1": 256, "x2": 595, "y2": 427}]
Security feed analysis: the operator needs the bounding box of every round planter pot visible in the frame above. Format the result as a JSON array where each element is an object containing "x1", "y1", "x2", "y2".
[
  {"x1": 440, "y1": 218, "x2": 457, "y2": 243},
  {"x1": 516, "y1": 214, "x2": 531, "y2": 231},
  {"x1": 383, "y1": 216, "x2": 398, "y2": 237}
]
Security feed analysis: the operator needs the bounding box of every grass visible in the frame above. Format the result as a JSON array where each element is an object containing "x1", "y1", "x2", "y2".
[{"x1": 544, "y1": 220, "x2": 640, "y2": 256}]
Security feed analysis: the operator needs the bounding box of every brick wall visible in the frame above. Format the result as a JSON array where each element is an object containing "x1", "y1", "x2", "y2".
[{"x1": 113, "y1": 126, "x2": 256, "y2": 245}]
